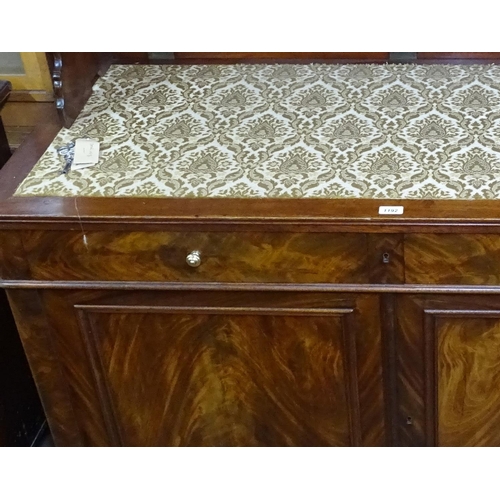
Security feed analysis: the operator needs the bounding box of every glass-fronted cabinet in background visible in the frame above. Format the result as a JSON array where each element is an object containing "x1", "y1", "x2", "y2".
[
  {"x1": 0, "y1": 53, "x2": 24, "y2": 74},
  {"x1": 0, "y1": 52, "x2": 52, "y2": 94},
  {"x1": 0, "y1": 52, "x2": 54, "y2": 150}
]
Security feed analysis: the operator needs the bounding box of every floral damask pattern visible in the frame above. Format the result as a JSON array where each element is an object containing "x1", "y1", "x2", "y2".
[{"x1": 14, "y1": 63, "x2": 500, "y2": 199}]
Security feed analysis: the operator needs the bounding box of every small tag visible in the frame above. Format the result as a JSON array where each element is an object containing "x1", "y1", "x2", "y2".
[
  {"x1": 378, "y1": 206, "x2": 404, "y2": 215},
  {"x1": 73, "y1": 138, "x2": 100, "y2": 170}
]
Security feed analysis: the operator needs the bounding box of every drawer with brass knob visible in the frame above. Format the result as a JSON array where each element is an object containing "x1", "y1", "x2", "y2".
[{"x1": 18, "y1": 230, "x2": 404, "y2": 284}]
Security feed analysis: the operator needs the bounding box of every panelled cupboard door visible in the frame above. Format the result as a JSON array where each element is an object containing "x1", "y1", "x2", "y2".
[
  {"x1": 39, "y1": 290, "x2": 386, "y2": 446},
  {"x1": 396, "y1": 295, "x2": 500, "y2": 447}
]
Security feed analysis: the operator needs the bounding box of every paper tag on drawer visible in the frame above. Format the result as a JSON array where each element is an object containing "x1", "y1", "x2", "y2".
[
  {"x1": 378, "y1": 206, "x2": 404, "y2": 215},
  {"x1": 73, "y1": 138, "x2": 100, "y2": 170}
]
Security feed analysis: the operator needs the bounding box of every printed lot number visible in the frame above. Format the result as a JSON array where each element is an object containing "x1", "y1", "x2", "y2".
[{"x1": 378, "y1": 206, "x2": 404, "y2": 215}]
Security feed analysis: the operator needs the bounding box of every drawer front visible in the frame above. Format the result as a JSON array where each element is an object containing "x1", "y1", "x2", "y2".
[
  {"x1": 22, "y1": 231, "x2": 403, "y2": 284},
  {"x1": 405, "y1": 234, "x2": 500, "y2": 285}
]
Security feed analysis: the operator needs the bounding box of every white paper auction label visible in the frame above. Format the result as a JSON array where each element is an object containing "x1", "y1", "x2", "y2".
[
  {"x1": 73, "y1": 138, "x2": 100, "y2": 170},
  {"x1": 378, "y1": 206, "x2": 404, "y2": 215}
]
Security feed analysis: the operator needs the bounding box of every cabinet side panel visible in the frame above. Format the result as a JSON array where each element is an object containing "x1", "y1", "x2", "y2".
[
  {"x1": 6, "y1": 289, "x2": 82, "y2": 446},
  {"x1": 41, "y1": 290, "x2": 116, "y2": 446}
]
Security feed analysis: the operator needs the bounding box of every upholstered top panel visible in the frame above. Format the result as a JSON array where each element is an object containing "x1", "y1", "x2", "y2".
[{"x1": 14, "y1": 63, "x2": 500, "y2": 199}]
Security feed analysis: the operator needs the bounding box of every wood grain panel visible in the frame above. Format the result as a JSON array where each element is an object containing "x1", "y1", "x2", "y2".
[
  {"x1": 380, "y1": 294, "x2": 398, "y2": 446},
  {"x1": 23, "y1": 231, "x2": 401, "y2": 284},
  {"x1": 366, "y1": 234, "x2": 404, "y2": 284},
  {"x1": 395, "y1": 295, "x2": 427, "y2": 446},
  {"x1": 405, "y1": 234, "x2": 500, "y2": 285},
  {"x1": 5, "y1": 289, "x2": 83, "y2": 446},
  {"x1": 396, "y1": 295, "x2": 500, "y2": 446},
  {"x1": 352, "y1": 294, "x2": 386, "y2": 446},
  {"x1": 88, "y1": 310, "x2": 354, "y2": 446},
  {"x1": 37, "y1": 290, "x2": 386, "y2": 446},
  {"x1": 0, "y1": 230, "x2": 30, "y2": 279},
  {"x1": 432, "y1": 311, "x2": 500, "y2": 446},
  {"x1": 40, "y1": 289, "x2": 126, "y2": 446}
]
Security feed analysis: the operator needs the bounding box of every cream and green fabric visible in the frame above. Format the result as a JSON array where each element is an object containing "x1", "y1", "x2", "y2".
[{"x1": 15, "y1": 63, "x2": 500, "y2": 199}]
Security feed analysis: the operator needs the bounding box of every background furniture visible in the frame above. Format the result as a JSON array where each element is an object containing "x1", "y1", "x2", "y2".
[
  {"x1": 0, "y1": 53, "x2": 54, "y2": 151},
  {"x1": 0, "y1": 81, "x2": 12, "y2": 167},
  {"x1": 0, "y1": 288, "x2": 45, "y2": 446},
  {"x1": 0, "y1": 78, "x2": 45, "y2": 446},
  {"x1": 3, "y1": 53, "x2": 500, "y2": 446}
]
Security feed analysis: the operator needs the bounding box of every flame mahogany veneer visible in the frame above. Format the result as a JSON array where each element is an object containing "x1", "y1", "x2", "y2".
[{"x1": 2, "y1": 53, "x2": 500, "y2": 446}]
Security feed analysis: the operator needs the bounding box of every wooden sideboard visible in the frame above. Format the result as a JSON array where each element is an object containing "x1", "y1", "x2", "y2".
[
  {"x1": 3, "y1": 189, "x2": 500, "y2": 446},
  {"x1": 2, "y1": 54, "x2": 500, "y2": 446}
]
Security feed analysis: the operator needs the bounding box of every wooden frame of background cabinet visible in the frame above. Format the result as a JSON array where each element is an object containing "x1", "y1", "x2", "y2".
[
  {"x1": 0, "y1": 52, "x2": 55, "y2": 151},
  {"x1": 1, "y1": 53, "x2": 53, "y2": 97}
]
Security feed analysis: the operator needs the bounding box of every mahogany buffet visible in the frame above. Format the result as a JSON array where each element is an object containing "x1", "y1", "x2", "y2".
[{"x1": 2, "y1": 53, "x2": 500, "y2": 446}]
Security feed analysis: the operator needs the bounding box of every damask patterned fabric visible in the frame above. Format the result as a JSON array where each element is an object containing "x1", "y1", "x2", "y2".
[{"x1": 14, "y1": 63, "x2": 500, "y2": 199}]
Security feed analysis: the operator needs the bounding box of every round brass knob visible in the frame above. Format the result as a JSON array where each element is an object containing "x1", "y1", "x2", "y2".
[{"x1": 186, "y1": 250, "x2": 201, "y2": 268}]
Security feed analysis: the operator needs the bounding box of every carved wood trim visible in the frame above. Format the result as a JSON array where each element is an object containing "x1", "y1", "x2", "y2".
[
  {"x1": 47, "y1": 53, "x2": 102, "y2": 128},
  {"x1": 7, "y1": 281, "x2": 500, "y2": 294},
  {"x1": 51, "y1": 53, "x2": 64, "y2": 126},
  {"x1": 75, "y1": 303, "x2": 152, "y2": 446},
  {"x1": 76, "y1": 309, "x2": 123, "y2": 446},
  {"x1": 77, "y1": 304, "x2": 355, "y2": 316}
]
